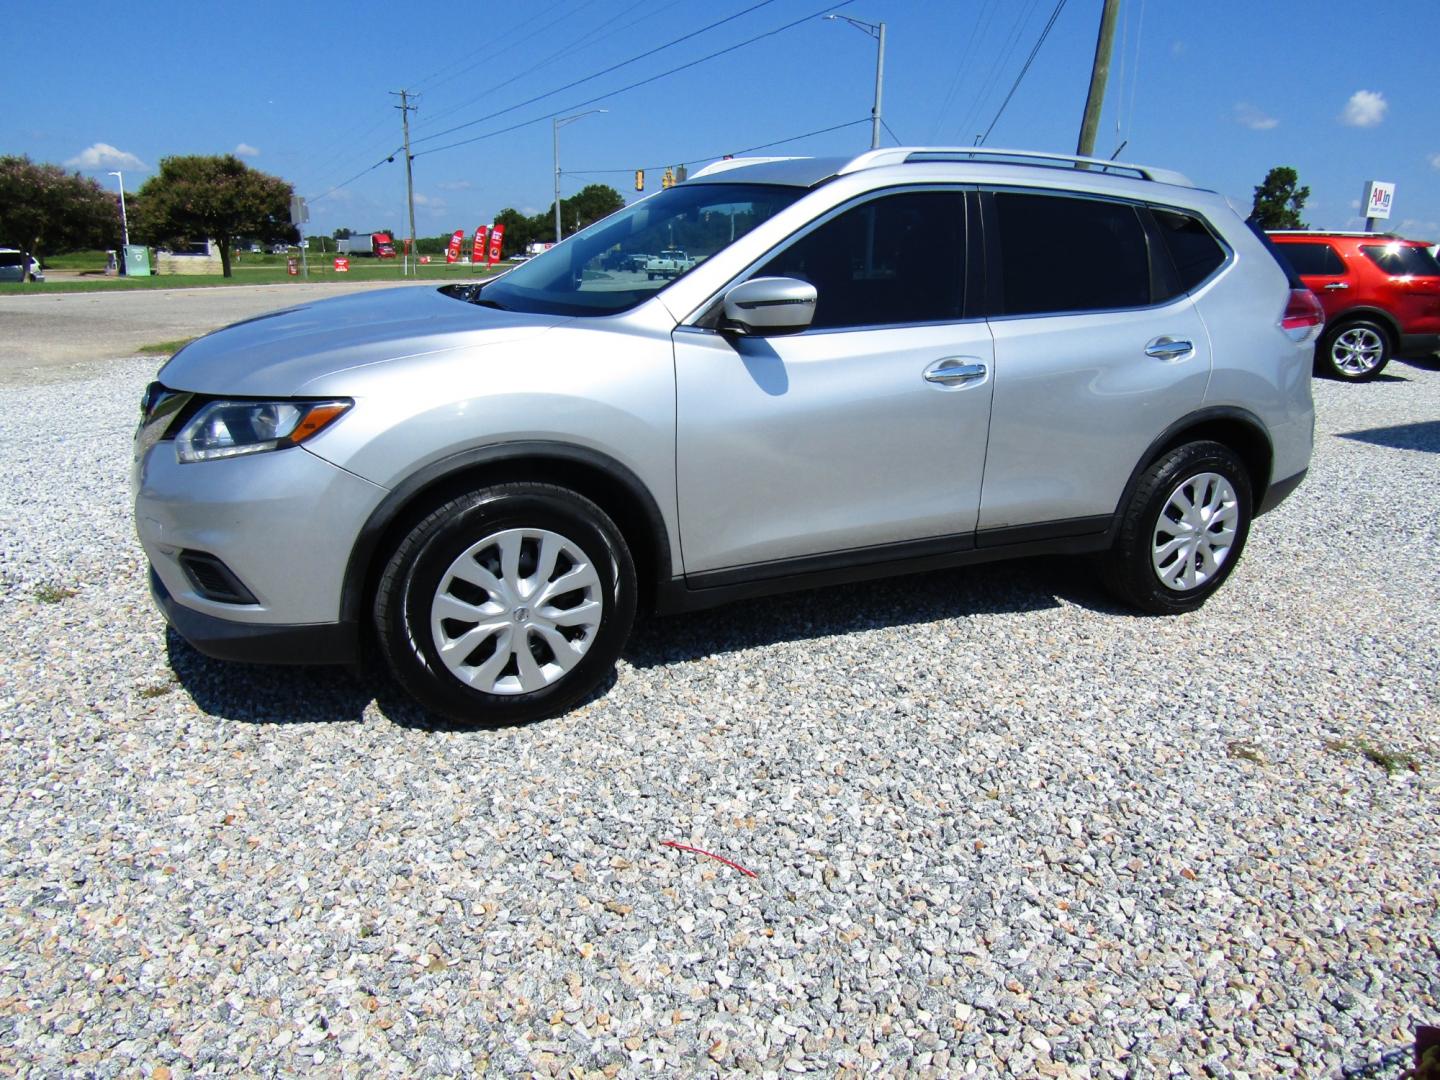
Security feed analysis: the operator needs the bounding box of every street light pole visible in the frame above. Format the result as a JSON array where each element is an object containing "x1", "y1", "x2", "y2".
[
  {"x1": 108, "y1": 170, "x2": 130, "y2": 247},
  {"x1": 827, "y1": 15, "x2": 886, "y2": 150},
  {"x1": 552, "y1": 109, "x2": 607, "y2": 245}
]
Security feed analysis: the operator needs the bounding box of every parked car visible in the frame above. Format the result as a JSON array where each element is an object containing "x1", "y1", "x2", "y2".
[
  {"x1": 0, "y1": 249, "x2": 43, "y2": 283},
  {"x1": 645, "y1": 248, "x2": 695, "y2": 280},
  {"x1": 1267, "y1": 230, "x2": 1440, "y2": 380},
  {"x1": 134, "y1": 147, "x2": 1319, "y2": 724}
]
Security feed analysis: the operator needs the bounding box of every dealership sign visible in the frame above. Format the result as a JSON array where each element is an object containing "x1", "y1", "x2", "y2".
[{"x1": 1362, "y1": 180, "x2": 1394, "y2": 220}]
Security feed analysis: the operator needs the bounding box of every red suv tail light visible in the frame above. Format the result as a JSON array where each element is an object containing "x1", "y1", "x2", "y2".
[{"x1": 1281, "y1": 288, "x2": 1325, "y2": 341}]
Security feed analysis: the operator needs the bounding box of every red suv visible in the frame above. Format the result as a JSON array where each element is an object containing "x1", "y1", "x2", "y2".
[{"x1": 1268, "y1": 231, "x2": 1440, "y2": 381}]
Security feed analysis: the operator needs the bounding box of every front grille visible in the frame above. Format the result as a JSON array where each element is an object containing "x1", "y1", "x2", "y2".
[{"x1": 177, "y1": 551, "x2": 258, "y2": 605}]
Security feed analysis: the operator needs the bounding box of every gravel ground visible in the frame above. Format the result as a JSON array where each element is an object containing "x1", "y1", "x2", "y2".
[{"x1": 1, "y1": 355, "x2": 1436, "y2": 1079}]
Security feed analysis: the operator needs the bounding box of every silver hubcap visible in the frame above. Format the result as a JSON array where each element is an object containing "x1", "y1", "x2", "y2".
[
  {"x1": 1331, "y1": 327, "x2": 1383, "y2": 375},
  {"x1": 1151, "y1": 472, "x2": 1240, "y2": 592},
  {"x1": 430, "y1": 528, "x2": 603, "y2": 695}
]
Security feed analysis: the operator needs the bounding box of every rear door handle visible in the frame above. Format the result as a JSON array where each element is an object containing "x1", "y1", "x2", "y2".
[
  {"x1": 1144, "y1": 337, "x2": 1194, "y2": 361},
  {"x1": 1323, "y1": 282, "x2": 1350, "y2": 291},
  {"x1": 923, "y1": 358, "x2": 988, "y2": 386}
]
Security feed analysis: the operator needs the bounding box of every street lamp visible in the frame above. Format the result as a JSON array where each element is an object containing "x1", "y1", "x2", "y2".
[
  {"x1": 826, "y1": 15, "x2": 886, "y2": 150},
  {"x1": 107, "y1": 170, "x2": 130, "y2": 250},
  {"x1": 553, "y1": 109, "x2": 607, "y2": 244}
]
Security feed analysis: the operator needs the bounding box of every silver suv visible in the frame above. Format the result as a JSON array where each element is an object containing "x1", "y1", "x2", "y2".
[{"x1": 134, "y1": 148, "x2": 1320, "y2": 723}]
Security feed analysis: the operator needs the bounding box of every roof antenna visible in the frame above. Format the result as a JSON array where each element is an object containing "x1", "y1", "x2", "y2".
[{"x1": 1110, "y1": 140, "x2": 1128, "y2": 160}]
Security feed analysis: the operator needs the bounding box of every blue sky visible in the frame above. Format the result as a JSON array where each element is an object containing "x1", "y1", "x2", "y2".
[{"x1": 7, "y1": 0, "x2": 1440, "y2": 240}]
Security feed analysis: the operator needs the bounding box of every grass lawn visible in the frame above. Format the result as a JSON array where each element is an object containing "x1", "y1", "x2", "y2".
[{"x1": 0, "y1": 258, "x2": 500, "y2": 294}]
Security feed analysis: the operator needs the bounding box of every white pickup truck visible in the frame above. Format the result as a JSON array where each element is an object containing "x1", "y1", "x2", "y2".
[{"x1": 644, "y1": 249, "x2": 695, "y2": 280}]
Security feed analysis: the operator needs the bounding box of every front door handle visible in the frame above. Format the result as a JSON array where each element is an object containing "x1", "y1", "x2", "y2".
[
  {"x1": 1144, "y1": 337, "x2": 1194, "y2": 361},
  {"x1": 1323, "y1": 282, "x2": 1350, "y2": 291},
  {"x1": 923, "y1": 358, "x2": 988, "y2": 386}
]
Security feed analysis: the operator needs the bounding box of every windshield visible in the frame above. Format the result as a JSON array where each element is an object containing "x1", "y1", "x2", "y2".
[{"x1": 478, "y1": 183, "x2": 805, "y2": 316}]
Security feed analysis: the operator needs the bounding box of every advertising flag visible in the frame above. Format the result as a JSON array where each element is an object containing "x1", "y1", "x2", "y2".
[
  {"x1": 487, "y1": 223, "x2": 506, "y2": 266},
  {"x1": 445, "y1": 229, "x2": 465, "y2": 264},
  {"x1": 472, "y1": 226, "x2": 488, "y2": 265}
]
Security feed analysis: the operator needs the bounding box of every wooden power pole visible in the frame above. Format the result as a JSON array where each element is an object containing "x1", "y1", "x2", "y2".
[{"x1": 1076, "y1": 0, "x2": 1121, "y2": 159}]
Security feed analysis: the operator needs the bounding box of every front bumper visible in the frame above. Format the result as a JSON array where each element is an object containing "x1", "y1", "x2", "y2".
[
  {"x1": 134, "y1": 439, "x2": 387, "y2": 630},
  {"x1": 151, "y1": 569, "x2": 359, "y2": 665}
]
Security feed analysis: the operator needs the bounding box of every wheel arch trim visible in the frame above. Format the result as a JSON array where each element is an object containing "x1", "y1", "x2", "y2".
[
  {"x1": 1111, "y1": 406, "x2": 1274, "y2": 533},
  {"x1": 339, "y1": 441, "x2": 674, "y2": 625}
]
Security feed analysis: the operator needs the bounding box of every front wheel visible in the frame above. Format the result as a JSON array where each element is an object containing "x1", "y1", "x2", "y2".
[
  {"x1": 1102, "y1": 442, "x2": 1252, "y2": 614},
  {"x1": 374, "y1": 483, "x2": 636, "y2": 724},
  {"x1": 1317, "y1": 319, "x2": 1391, "y2": 381}
]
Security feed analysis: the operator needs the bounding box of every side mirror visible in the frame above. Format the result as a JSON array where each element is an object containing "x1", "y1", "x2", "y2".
[{"x1": 721, "y1": 276, "x2": 817, "y2": 336}]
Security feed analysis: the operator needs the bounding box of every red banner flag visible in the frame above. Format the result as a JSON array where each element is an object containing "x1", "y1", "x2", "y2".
[
  {"x1": 487, "y1": 223, "x2": 506, "y2": 266},
  {"x1": 471, "y1": 226, "x2": 488, "y2": 265},
  {"x1": 445, "y1": 229, "x2": 464, "y2": 264}
]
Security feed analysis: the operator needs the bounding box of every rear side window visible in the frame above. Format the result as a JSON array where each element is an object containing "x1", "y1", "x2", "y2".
[
  {"x1": 993, "y1": 192, "x2": 1150, "y2": 315},
  {"x1": 1281, "y1": 242, "x2": 1346, "y2": 276},
  {"x1": 1151, "y1": 209, "x2": 1226, "y2": 291},
  {"x1": 0, "y1": 253, "x2": 24, "y2": 267},
  {"x1": 1361, "y1": 243, "x2": 1440, "y2": 276},
  {"x1": 755, "y1": 189, "x2": 966, "y2": 330}
]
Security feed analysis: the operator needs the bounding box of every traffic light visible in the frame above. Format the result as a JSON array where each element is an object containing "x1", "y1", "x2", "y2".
[
  {"x1": 662, "y1": 168, "x2": 675, "y2": 189},
  {"x1": 676, "y1": 165, "x2": 687, "y2": 183},
  {"x1": 634, "y1": 169, "x2": 644, "y2": 191}
]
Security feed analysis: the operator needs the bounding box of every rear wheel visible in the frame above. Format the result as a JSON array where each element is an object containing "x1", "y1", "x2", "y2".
[
  {"x1": 1317, "y1": 318, "x2": 1391, "y2": 381},
  {"x1": 1102, "y1": 441, "x2": 1252, "y2": 614},
  {"x1": 374, "y1": 484, "x2": 635, "y2": 724}
]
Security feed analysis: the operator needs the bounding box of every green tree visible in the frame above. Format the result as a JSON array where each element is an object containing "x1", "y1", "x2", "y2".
[
  {"x1": 1251, "y1": 166, "x2": 1309, "y2": 230},
  {"x1": 540, "y1": 184, "x2": 626, "y2": 242},
  {"x1": 0, "y1": 155, "x2": 119, "y2": 282},
  {"x1": 493, "y1": 207, "x2": 539, "y2": 256},
  {"x1": 134, "y1": 155, "x2": 297, "y2": 277}
]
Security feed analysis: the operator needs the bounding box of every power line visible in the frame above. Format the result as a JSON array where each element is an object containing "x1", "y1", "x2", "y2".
[
  {"x1": 410, "y1": 0, "x2": 578, "y2": 93},
  {"x1": 306, "y1": 152, "x2": 398, "y2": 205},
  {"x1": 411, "y1": 0, "x2": 785, "y2": 150},
  {"x1": 977, "y1": 0, "x2": 1069, "y2": 146},
  {"x1": 416, "y1": 0, "x2": 682, "y2": 133},
  {"x1": 880, "y1": 118, "x2": 903, "y2": 145},
  {"x1": 416, "y1": 0, "x2": 608, "y2": 103},
  {"x1": 565, "y1": 117, "x2": 871, "y2": 175},
  {"x1": 414, "y1": 0, "x2": 856, "y2": 160}
]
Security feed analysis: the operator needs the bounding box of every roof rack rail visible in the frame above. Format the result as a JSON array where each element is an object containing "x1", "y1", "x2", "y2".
[
  {"x1": 836, "y1": 146, "x2": 1193, "y2": 187},
  {"x1": 1267, "y1": 229, "x2": 1401, "y2": 238}
]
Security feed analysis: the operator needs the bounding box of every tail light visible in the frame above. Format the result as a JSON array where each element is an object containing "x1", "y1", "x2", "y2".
[{"x1": 1281, "y1": 288, "x2": 1324, "y2": 341}]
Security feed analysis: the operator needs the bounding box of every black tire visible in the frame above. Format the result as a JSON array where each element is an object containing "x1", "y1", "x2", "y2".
[
  {"x1": 374, "y1": 483, "x2": 636, "y2": 724},
  {"x1": 1316, "y1": 318, "x2": 1391, "y2": 382},
  {"x1": 1102, "y1": 441, "x2": 1252, "y2": 615}
]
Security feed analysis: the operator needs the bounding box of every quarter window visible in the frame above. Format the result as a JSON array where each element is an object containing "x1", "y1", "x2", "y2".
[
  {"x1": 1281, "y1": 242, "x2": 1346, "y2": 276},
  {"x1": 753, "y1": 190, "x2": 966, "y2": 330},
  {"x1": 994, "y1": 192, "x2": 1151, "y2": 315},
  {"x1": 1152, "y1": 208, "x2": 1227, "y2": 292}
]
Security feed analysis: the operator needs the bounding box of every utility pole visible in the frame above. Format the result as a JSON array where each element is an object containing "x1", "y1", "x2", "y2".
[
  {"x1": 1076, "y1": 0, "x2": 1121, "y2": 159},
  {"x1": 392, "y1": 90, "x2": 419, "y2": 276},
  {"x1": 826, "y1": 15, "x2": 886, "y2": 150}
]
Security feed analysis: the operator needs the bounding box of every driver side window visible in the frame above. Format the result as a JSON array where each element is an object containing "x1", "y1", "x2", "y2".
[{"x1": 753, "y1": 189, "x2": 966, "y2": 330}]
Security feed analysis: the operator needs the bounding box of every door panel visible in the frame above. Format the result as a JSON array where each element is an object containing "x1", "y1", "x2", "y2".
[
  {"x1": 674, "y1": 322, "x2": 994, "y2": 574},
  {"x1": 979, "y1": 301, "x2": 1212, "y2": 529}
]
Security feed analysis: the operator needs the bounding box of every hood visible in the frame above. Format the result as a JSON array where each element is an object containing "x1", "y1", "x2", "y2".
[{"x1": 158, "y1": 285, "x2": 571, "y2": 396}]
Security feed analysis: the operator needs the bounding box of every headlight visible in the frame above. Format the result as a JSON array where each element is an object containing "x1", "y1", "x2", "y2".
[{"x1": 175, "y1": 399, "x2": 352, "y2": 463}]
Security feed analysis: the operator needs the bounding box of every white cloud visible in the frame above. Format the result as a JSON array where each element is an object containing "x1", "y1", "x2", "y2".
[
  {"x1": 234, "y1": 143, "x2": 260, "y2": 158},
  {"x1": 1429, "y1": 153, "x2": 1440, "y2": 170},
  {"x1": 1233, "y1": 103, "x2": 1278, "y2": 131},
  {"x1": 1339, "y1": 90, "x2": 1387, "y2": 127},
  {"x1": 412, "y1": 193, "x2": 448, "y2": 211},
  {"x1": 1170, "y1": 40, "x2": 1186, "y2": 56},
  {"x1": 64, "y1": 143, "x2": 147, "y2": 170},
  {"x1": 436, "y1": 179, "x2": 474, "y2": 191}
]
